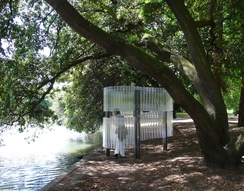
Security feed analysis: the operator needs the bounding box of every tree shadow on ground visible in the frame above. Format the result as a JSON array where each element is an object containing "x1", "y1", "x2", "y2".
[{"x1": 48, "y1": 119, "x2": 244, "y2": 191}]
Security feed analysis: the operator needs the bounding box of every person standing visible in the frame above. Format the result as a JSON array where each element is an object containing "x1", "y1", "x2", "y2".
[{"x1": 112, "y1": 109, "x2": 128, "y2": 159}]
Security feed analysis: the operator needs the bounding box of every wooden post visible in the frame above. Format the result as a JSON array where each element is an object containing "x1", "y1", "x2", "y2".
[
  {"x1": 105, "y1": 111, "x2": 111, "y2": 156},
  {"x1": 134, "y1": 88, "x2": 141, "y2": 159},
  {"x1": 163, "y1": 111, "x2": 168, "y2": 150}
]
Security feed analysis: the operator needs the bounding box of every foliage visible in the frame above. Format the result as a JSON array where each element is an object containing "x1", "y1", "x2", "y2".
[
  {"x1": 0, "y1": 0, "x2": 186, "y2": 130},
  {"x1": 0, "y1": 57, "x2": 56, "y2": 127},
  {"x1": 223, "y1": 78, "x2": 241, "y2": 111},
  {"x1": 49, "y1": 89, "x2": 66, "y2": 125},
  {"x1": 0, "y1": 0, "x2": 60, "y2": 128},
  {"x1": 63, "y1": 56, "x2": 159, "y2": 133},
  {"x1": 0, "y1": 0, "x2": 242, "y2": 129},
  {"x1": 0, "y1": 0, "x2": 98, "y2": 129}
]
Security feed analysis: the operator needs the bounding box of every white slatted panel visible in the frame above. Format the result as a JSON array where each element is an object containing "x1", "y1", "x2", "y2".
[{"x1": 103, "y1": 86, "x2": 173, "y2": 149}]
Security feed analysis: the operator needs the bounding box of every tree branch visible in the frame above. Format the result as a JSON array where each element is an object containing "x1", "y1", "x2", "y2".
[
  {"x1": 141, "y1": 36, "x2": 197, "y2": 83},
  {"x1": 38, "y1": 52, "x2": 112, "y2": 89},
  {"x1": 1, "y1": 52, "x2": 112, "y2": 128}
]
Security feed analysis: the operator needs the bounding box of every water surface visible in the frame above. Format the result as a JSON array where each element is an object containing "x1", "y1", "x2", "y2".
[{"x1": 0, "y1": 125, "x2": 92, "y2": 190}]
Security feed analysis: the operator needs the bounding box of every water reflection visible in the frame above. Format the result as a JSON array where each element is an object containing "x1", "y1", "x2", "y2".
[{"x1": 0, "y1": 125, "x2": 93, "y2": 190}]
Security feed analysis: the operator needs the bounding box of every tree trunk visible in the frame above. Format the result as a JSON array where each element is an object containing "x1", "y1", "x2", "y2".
[
  {"x1": 238, "y1": 77, "x2": 244, "y2": 126},
  {"x1": 165, "y1": 0, "x2": 230, "y2": 146}
]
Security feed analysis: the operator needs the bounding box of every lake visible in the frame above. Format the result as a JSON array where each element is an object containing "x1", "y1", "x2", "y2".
[{"x1": 0, "y1": 125, "x2": 96, "y2": 190}]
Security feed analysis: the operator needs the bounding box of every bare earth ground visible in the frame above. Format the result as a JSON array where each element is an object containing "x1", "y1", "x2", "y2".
[{"x1": 44, "y1": 117, "x2": 244, "y2": 191}]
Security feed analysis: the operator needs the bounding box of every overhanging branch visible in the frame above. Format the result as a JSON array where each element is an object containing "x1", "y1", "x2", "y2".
[
  {"x1": 33, "y1": 52, "x2": 112, "y2": 111},
  {"x1": 1, "y1": 52, "x2": 112, "y2": 127},
  {"x1": 38, "y1": 52, "x2": 112, "y2": 89},
  {"x1": 141, "y1": 36, "x2": 197, "y2": 83}
]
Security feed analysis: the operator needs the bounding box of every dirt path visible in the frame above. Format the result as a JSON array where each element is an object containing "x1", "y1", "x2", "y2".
[{"x1": 42, "y1": 118, "x2": 244, "y2": 191}]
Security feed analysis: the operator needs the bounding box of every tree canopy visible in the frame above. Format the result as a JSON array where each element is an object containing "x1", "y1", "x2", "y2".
[{"x1": 0, "y1": 0, "x2": 244, "y2": 169}]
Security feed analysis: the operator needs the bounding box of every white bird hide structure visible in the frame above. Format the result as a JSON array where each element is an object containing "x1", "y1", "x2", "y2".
[{"x1": 103, "y1": 86, "x2": 173, "y2": 149}]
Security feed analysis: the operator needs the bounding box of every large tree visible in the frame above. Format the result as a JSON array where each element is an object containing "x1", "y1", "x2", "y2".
[
  {"x1": 43, "y1": 0, "x2": 243, "y2": 169},
  {"x1": 0, "y1": 0, "x2": 243, "y2": 169}
]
